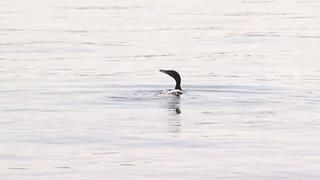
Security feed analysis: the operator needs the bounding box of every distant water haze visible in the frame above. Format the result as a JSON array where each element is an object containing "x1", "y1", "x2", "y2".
[{"x1": 1, "y1": 0, "x2": 320, "y2": 179}]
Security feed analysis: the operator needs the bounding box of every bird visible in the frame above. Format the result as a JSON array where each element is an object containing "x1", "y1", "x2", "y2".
[{"x1": 159, "y1": 69, "x2": 183, "y2": 95}]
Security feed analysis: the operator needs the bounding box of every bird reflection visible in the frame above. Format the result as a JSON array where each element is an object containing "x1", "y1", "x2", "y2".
[
  {"x1": 168, "y1": 95, "x2": 181, "y2": 114},
  {"x1": 166, "y1": 95, "x2": 181, "y2": 133}
]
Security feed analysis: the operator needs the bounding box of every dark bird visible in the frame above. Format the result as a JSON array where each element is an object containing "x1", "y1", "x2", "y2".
[{"x1": 159, "y1": 69, "x2": 183, "y2": 95}]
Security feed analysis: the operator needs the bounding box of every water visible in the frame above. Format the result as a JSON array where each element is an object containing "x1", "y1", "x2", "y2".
[{"x1": 1, "y1": 0, "x2": 320, "y2": 179}]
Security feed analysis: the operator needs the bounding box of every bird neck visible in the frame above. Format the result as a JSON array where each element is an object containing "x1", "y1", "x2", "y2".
[{"x1": 175, "y1": 80, "x2": 182, "y2": 90}]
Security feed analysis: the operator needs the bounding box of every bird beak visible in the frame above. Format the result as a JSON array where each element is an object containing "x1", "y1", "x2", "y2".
[{"x1": 159, "y1": 69, "x2": 168, "y2": 74}]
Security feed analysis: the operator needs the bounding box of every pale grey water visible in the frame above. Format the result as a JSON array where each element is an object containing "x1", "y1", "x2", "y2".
[{"x1": 1, "y1": 0, "x2": 320, "y2": 179}]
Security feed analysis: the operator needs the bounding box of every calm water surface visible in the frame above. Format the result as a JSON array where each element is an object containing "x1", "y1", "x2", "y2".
[{"x1": 1, "y1": 0, "x2": 320, "y2": 179}]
